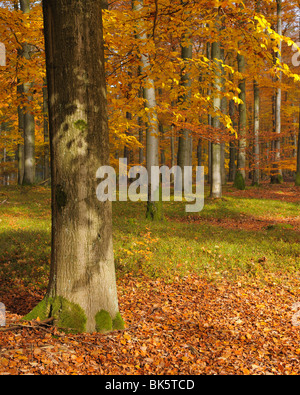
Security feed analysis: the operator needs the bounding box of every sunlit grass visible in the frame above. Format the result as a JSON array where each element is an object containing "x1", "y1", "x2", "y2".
[{"x1": 0, "y1": 184, "x2": 299, "y2": 292}]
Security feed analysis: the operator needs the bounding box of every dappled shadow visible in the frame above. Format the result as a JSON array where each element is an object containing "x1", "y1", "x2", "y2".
[
  {"x1": 113, "y1": 199, "x2": 300, "y2": 268},
  {"x1": 0, "y1": 229, "x2": 50, "y2": 315}
]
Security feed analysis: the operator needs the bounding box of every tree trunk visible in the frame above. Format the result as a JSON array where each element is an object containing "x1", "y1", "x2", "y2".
[
  {"x1": 228, "y1": 98, "x2": 236, "y2": 182},
  {"x1": 271, "y1": 0, "x2": 283, "y2": 184},
  {"x1": 132, "y1": 0, "x2": 161, "y2": 220},
  {"x1": 207, "y1": 42, "x2": 212, "y2": 185},
  {"x1": 220, "y1": 47, "x2": 227, "y2": 186},
  {"x1": 210, "y1": 38, "x2": 222, "y2": 198},
  {"x1": 17, "y1": 95, "x2": 24, "y2": 185},
  {"x1": 20, "y1": 0, "x2": 35, "y2": 185},
  {"x1": 235, "y1": 51, "x2": 246, "y2": 187},
  {"x1": 253, "y1": 79, "x2": 260, "y2": 185},
  {"x1": 138, "y1": 116, "x2": 144, "y2": 164},
  {"x1": 197, "y1": 139, "x2": 202, "y2": 167},
  {"x1": 43, "y1": 83, "x2": 50, "y2": 182},
  {"x1": 177, "y1": 13, "x2": 193, "y2": 183},
  {"x1": 296, "y1": 107, "x2": 300, "y2": 185},
  {"x1": 296, "y1": 16, "x2": 300, "y2": 186},
  {"x1": 25, "y1": 0, "x2": 123, "y2": 334}
]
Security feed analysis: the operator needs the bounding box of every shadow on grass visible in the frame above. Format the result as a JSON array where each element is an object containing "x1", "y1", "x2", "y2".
[
  {"x1": 0, "y1": 229, "x2": 50, "y2": 315},
  {"x1": 113, "y1": 200, "x2": 300, "y2": 279}
]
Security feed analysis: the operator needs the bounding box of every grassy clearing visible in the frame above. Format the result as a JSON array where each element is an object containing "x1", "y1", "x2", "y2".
[
  {"x1": 113, "y1": 192, "x2": 300, "y2": 286},
  {"x1": 0, "y1": 184, "x2": 299, "y2": 294}
]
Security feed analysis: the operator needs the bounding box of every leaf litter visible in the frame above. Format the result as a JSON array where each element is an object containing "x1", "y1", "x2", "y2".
[{"x1": 1, "y1": 274, "x2": 300, "y2": 375}]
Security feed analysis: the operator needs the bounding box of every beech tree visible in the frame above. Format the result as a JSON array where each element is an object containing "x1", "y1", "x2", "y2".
[
  {"x1": 132, "y1": 0, "x2": 162, "y2": 220},
  {"x1": 1, "y1": 0, "x2": 300, "y2": 188},
  {"x1": 210, "y1": 13, "x2": 222, "y2": 198},
  {"x1": 25, "y1": 0, "x2": 124, "y2": 333},
  {"x1": 271, "y1": 0, "x2": 283, "y2": 184},
  {"x1": 234, "y1": 50, "x2": 247, "y2": 190},
  {"x1": 20, "y1": 0, "x2": 35, "y2": 185}
]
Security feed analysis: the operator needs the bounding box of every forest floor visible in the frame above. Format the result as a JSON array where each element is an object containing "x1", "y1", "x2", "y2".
[{"x1": 0, "y1": 182, "x2": 299, "y2": 375}]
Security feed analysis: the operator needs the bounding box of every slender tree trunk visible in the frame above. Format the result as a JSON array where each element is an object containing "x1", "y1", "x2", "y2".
[
  {"x1": 177, "y1": 29, "x2": 193, "y2": 180},
  {"x1": 197, "y1": 139, "x2": 202, "y2": 166},
  {"x1": 15, "y1": 1, "x2": 23, "y2": 185},
  {"x1": 132, "y1": 0, "x2": 161, "y2": 220},
  {"x1": 20, "y1": 0, "x2": 35, "y2": 185},
  {"x1": 25, "y1": 0, "x2": 123, "y2": 334},
  {"x1": 228, "y1": 98, "x2": 236, "y2": 182},
  {"x1": 138, "y1": 116, "x2": 144, "y2": 164},
  {"x1": 17, "y1": 93, "x2": 24, "y2": 185},
  {"x1": 207, "y1": 42, "x2": 212, "y2": 185},
  {"x1": 271, "y1": 0, "x2": 283, "y2": 183},
  {"x1": 210, "y1": 37, "x2": 222, "y2": 198},
  {"x1": 253, "y1": 79, "x2": 260, "y2": 185},
  {"x1": 220, "y1": 45, "x2": 227, "y2": 185},
  {"x1": 296, "y1": 16, "x2": 300, "y2": 186},
  {"x1": 296, "y1": 107, "x2": 300, "y2": 185},
  {"x1": 235, "y1": 51, "x2": 247, "y2": 188}
]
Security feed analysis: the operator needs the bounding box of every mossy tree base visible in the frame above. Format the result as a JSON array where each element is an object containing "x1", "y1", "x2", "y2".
[
  {"x1": 146, "y1": 201, "x2": 163, "y2": 221},
  {"x1": 95, "y1": 310, "x2": 125, "y2": 333},
  {"x1": 295, "y1": 172, "x2": 300, "y2": 186},
  {"x1": 24, "y1": 296, "x2": 87, "y2": 334},
  {"x1": 24, "y1": 297, "x2": 125, "y2": 334},
  {"x1": 146, "y1": 185, "x2": 163, "y2": 221},
  {"x1": 234, "y1": 171, "x2": 246, "y2": 190}
]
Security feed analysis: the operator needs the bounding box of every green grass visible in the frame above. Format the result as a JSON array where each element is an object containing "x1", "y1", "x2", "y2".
[
  {"x1": 0, "y1": 184, "x2": 299, "y2": 292},
  {"x1": 0, "y1": 186, "x2": 51, "y2": 290}
]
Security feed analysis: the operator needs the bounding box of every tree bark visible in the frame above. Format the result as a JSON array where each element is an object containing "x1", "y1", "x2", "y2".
[
  {"x1": 210, "y1": 38, "x2": 222, "y2": 198},
  {"x1": 271, "y1": 0, "x2": 283, "y2": 183},
  {"x1": 296, "y1": 107, "x2": 300, "y2": 185},
  {"x1": 228, "y1": 98, "x2": 236, "y2": 182},
  {"x1": 20, "y1": 0, "x2": 35, "y2": 185},
  {"x1": 235, "y1": 51, "x2": 247, "y2": 184},
  {"x1": 43, "y1": 83, "x2": 50, "y2": 182},
  {"x1": 253, "y1": 79, "x2": 260, "y2": 185},
  {"x1": 25, "y1": 0, "x2": 123, "y2": 334},
  {"x1": 177, "y1": 41, "x2": 193, "y2": 174},
  {"x1": 132, "y1": 0, "x2": 161, "y2": 220}
]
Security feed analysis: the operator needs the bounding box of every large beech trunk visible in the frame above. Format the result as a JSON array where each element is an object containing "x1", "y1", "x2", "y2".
[{"x1": 25, "y1": 0, "x2": 123, "y2": 334}]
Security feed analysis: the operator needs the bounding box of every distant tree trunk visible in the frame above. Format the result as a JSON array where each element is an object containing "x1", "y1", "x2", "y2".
[
  {"x1": 296, "y1": 17, "x2": 300, "y2": 186},
  {"x1": 197, "y1": 139, "x2": 202, "y2": 166},
  {"x1": 228, "y1": 97, "x2": 237, "y2": 182},
  {"x1": 206, "y1": 42, "x2": 212, "y2": 184},
  {"x1": 15, "y1": 1, "x2": 23, "y2": 185},
  {"x1": 132, "y1": 0, "x2": 161, "y2": 220},
  {"x1": 210, "y1": 37, "x2": 222, "y2": 198},
  {"x1": 22, "y1": 83, "x2": 35, "y2": 185},
  {"x1": 234, "y1": 51, "x2": 246, "y2": 189},
  {"x1": 177, "y1": 28, "x2": 193, "y2": 180},
  {"x1": 271, "y1": 0, "x2": 283, "y2": 184},
  {"x1": 296, "y1": 106, "x2": 300, "y2": 185},
  {"x1": 17, "y1": 95, "x2": 24, "y2": 185},
  {"x1": 138, "y1": 116, "x2": 144, "y2": 164},
  {"x1": 124, "y1": 111, "x2": 133, "y2": 165},
  {"x1": 220, "y1": 46, "x2": 227, "y2": 185},
  {"x1": 253, "y1": 78, "x2": 260, "y2": 185},
  {"x1": 25, "y1": 0, "x2": 123, "y2": 334},
  {"x1": 20, "y1": 0, "x2": 35, "y2": 185}
]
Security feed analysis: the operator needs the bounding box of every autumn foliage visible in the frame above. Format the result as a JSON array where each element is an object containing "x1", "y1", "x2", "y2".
[{"x1": 0, "y1": 0, "x2": 300, "y2": 182}]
